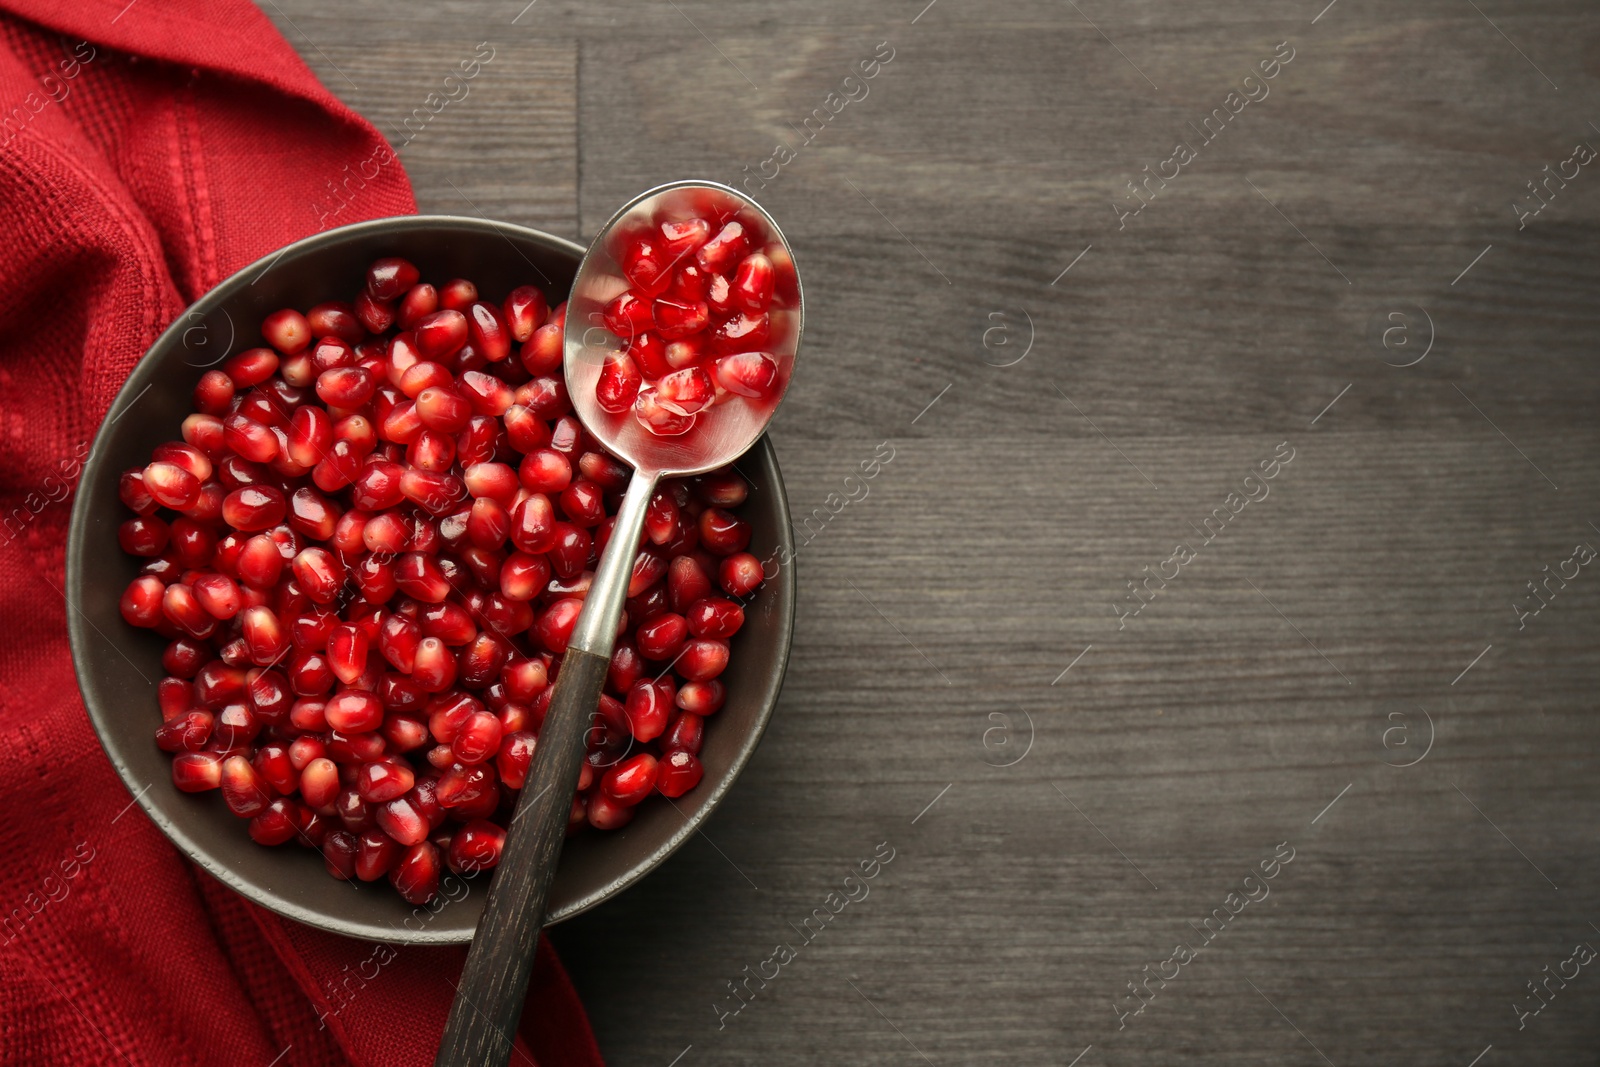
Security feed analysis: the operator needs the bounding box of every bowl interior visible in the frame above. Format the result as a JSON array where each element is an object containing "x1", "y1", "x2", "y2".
[{"x1": 66, "y1": 216, "x2": 793, "y2": 944}]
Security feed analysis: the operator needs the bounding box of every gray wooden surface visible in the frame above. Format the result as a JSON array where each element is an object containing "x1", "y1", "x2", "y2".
[{"x1": 260, "y1": 2, "x2": 1600, "y2": 1063}]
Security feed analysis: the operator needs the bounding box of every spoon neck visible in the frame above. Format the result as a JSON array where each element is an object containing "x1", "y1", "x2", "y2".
[{"x1": 567, "y1": 467, "x2": 661, "y2": 658}]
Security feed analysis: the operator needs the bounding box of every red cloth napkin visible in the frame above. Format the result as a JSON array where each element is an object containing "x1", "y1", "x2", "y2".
[{"x1": 0, "y1": 2, "x2": 603, "y2": 1064}]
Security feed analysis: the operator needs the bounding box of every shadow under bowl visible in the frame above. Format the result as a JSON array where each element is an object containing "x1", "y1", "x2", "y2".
[{"x1": 66, "y1": 215, "x2": 795, "y2": 944}]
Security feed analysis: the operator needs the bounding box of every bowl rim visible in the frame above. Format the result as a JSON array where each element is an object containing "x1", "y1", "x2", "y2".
[{"x1": 66, "y1": 213, "x2": 796, "y2": 943}]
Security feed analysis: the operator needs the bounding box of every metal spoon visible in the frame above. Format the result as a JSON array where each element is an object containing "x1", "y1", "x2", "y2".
[{"x1": 435, "y1": 180, "x2": 802, "y2": 1067}]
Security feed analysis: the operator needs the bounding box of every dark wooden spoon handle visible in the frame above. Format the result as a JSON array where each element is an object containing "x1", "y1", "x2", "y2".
[{"x1": 433, "y1": 646, "x2": 610, "y2": 1067}]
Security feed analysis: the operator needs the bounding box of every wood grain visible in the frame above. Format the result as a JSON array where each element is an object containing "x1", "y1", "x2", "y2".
[{"x1": 260, "y1": 0, "x2": 1600, "y2": 1063}]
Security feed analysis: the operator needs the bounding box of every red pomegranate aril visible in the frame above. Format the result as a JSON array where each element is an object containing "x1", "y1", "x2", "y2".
[
  {"x1": 495, "y1": 730, "x2": 537, "y2": 790},
  {"x1": 374, "y1": 793, "x2": 430, "y2": 847},
  {"x1": 450, "y1": 711, "x2": 503, "y2": 765},
  {"x1": 624, "y1": 678, "x2": 673, "y2": 742},
  {"x1": 310, "y1": 336, "x2": 355, "y2": 374},
  {"x1": 222, "y1": 416, "x2": 280, "y2": 464},
  {"x1": 595, "y1": 352, "x2": 642, "y2": 414},
  {"x1": 678, "y1": 638, "x2": 730, "y2": 681},
  {"x1": 731, "y1": 253, "x2": 775, "y2": 311},
  {"x1": 447, "y1": 819, "x2": 506, "y2": 875},
  {"x1": 709, "y1": 311, "x2": 771, "y2": 355},
  {"x1": 459, "y1": 370, "x2": 514, "y2": 416},
  {"x1": 676, "y1": 679, "x2": 726, "y2": 716},
  {"x1": 688, "y1": 596, "x2": 744, "y2": 638},
  {"x1": 415, "y1": 386, "x2": 471, "y2": 434},
  {"x1": 668, "y1": 555, "x2": 713, "y2": 613},
  {"x1": 547, "y1": 523, "x2": 592, "y2": 581},
  {"x1": 193, "y1": 371, "x2": 235, "y2": 415},
  {"x1": 390, "y1": 841, "x2": 441, "y2": 904},
  {"x1": 397, "y1": 283, "x2": 439, "y2": 331},
  {"x1": 288, "y1": 736, "x2": 326, "y2": 771},
  {"x1": 143, "y1": 461, "x2": 201, "y2": 509},
  {"x1": 602, "y1": 291, "x2": 653, "y2": 338},
  {"x1": 559, "y1": 480, "x2": 607, "y2": 528},
  {"x1": 222, "y1": 486, "x2": 286, "y2": 531},
  {"x1": 696, "y1": 221, "x2": 750, "y2": 274},
  {"x1": 659, "y1": 216, "x2": 712, "y2": 259},
  {"x1": 510, "y1": 494, "x2": 557, "y2": 555},
  {"x1": 603, "y1": 753, "x2": 660, "y2": 806},
  {"x1": 155, "y1": 710, "x2": 214, "y2": 753},
  {"x1": 664, "y1": 710, "x2": 704, "y2": 754},
  {"x1": 699, "y1": 508, "x2": 751, "y2": 555},
  {"x1": 327, "y1": 624, "x2": 370, "y2": 686},
  {"x1": 221, "y1": 755, "x2": 271, "y2": 817},
  {"x1": 634, "y1": 389, "x2": 695, "y2": 436},
  {"x1": 354, "y1": 289, "x2": 396, "y2": 334},
  {"x1": 621, "y1": 235, "x2": 674, "y2": 296},
  {"x1": 504, "y1": 286, "x2": 547, "y2": 343},
  {"x1": 357, "y1": 758, "x2": 416, "y2": 803},
  {"x1": 520, "y1": 322, "x2": 563, "y2": 376},
  {"x1": 172, "y1": 752, "x2": 223, "y2": 792},
  {"x1": 291, "y1": 547, "x2": 345, "y2": 604},
  {"x1": 628, "y1": 550, "x2": 668, "y2": 597},
  {"x1": 438, "y1": 278, "x2": 478, "y2": 313},
  {"x1": 300, "y1": 757, "x2": 341, "y2": 810},
  {"x1": 655, "y1": 367, "x2": 714, "y2": 416},
  {"x1": 499, "y1": 552, "x2": 551, "y2": 601},
  {"x1": 118, "y1": 515, "x2": 169, "y2": 557},
  {"x1": 626, "y1": 331, "x2": 671, "y2": 379},
  {"x1": 668, "y1": 262, "x2": 710, "y2": 302},
  {"x1": 286, "y1": 486, "x2": 338, "y2": 541},
  {"x1": 414, "y1": 310, "x2": 469, "y2": 360},
  {"x1": 652, "y1": 296, "x2": 709, "y2": 340},
  {"x1": 655, "y1": 749, "x2": 704, "y2": 798},
  {"x1": 712, "y1": 351, "x2": 780, "y2": 400},
  {"x1": 463, "y1": 462, "x2": 520, "y2": 506},
  {"x1": 465, "y1": 301, "x2": 512, "y2": 362},
  {"x1": 635, "y1": 613, "x2": 688, "y2": 661},
  {"x1": 412, "y1": 637, "x2": 457, "y2": 692},
  {"x1": 240, "y1": 606, "x2": 289, "y2": 665},
  {"x1": 253, "y1": 743, "x2": 298, "y2": 795},
  {"x1": 367, "y1": 257, "x2": 421, "y2": 301},
  {"x1": 157, "y1": 676, "x2": 194, "y2": 719},
  {"x1": 353, "y1": 829, "x2": 399, "y2": 881},
  {"x1": 325, "y1": 689, "x2": 383, "y2": 733},
  {"x1": 164, "y1": 637, "x2": 210, "y2": 677},
  {"x1": 261, "y1": 309, "x2": 312, "y2": 355},
  {"x1": 162, "y1": 584, "x2": 214, "y2": 638},
  {"x1": 535, "y1": 598, "x2": 583, "y2": 654},
  {"x1": 586, "y1": 791, "x2": 634, "y2": 831},
  {"x1": 316, "y1": 366, "x2": 375, "y2": 408},
  {"x1": 120, "y1": 468, "x2": 158, "y2": 515},
  {"x1": 306, "y1": 302, "x2": 364, "y2": 344}
]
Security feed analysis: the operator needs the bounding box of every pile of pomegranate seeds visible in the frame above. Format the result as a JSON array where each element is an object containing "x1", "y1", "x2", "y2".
[
  {"x1": 596, "y1": 211, "x2": 784, "y2": 435},
  {"x1": 116, "y1": 257, "x2": 765, "y2": 905}
]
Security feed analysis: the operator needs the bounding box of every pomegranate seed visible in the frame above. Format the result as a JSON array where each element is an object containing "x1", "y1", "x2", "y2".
[
  {"x1": 558, "y1": 480, "x2": 606, "y2": 527},
  {"x1": 603, "y1": 753, "x2": 660, "y2": 806},
  {"x1": 625, "y1": 678, "x2": 673, "y2": 742},
  {"x1": 414, "y1": 310, "x2": 468, "y2": 360},
  {"x1": 412, "y1": 637, "x2": 457, "y2": 692},
  {"x1": 656, "y1": 749, "x2": 704, "y2": 797},
  {"x1": 221, "y1": 486, "x2": 286, "y2": 531},
  {"x1": 375, "y1": 793, "x2": 430, "y2": 847},
  {"x1": 366, "y1": 257, "x2": 420, "y2": 301},
  {"x1": 595, "y1": 352, "x2": 642, "y2": 414},
  {"x1": 635, "y1": 613, "x2": 688, "y2": 661},
  {"x1": 240, "y1": 606, "x2": 289, "y2": 665},
  {"x1": 678, "y1": 638, "x2": 730, "y2": 681},
  {"x1": 355, "y1": 830, "x2": 401, "y2": 881},
  {"x1": 520, "y1": 322, "x2": 563, "y2": 376},
  {"x1": 439, "y1": 278, "x2": 478, "y2": 312},
  {"x1": 699, "y1": 508, "x2": 751, "y2": 555},
  {"x1": 155, "y1": 710, "x2": 213, "y2": 753},
  {"x1": 731, "y1": 253, "x2": 775, "y2": 311},
  {"x1": 397, "y1": 283, "x2": 439, "y2": 330},
  {"x1": 357, "y1": 758, "x2": 416, "y2": 803},
  {"x1": 118, "y1": 515, "x2": 169, "y2": 557},
  {"x1": 668, "y1": 555, "x2": 713, "y2": 613},
  {"x1": 651, "y1": 297, "x2": 709, "y2": 340},
  {"x1": 712, "y1": 351, "x2": 780, "y2": 400},
  {"x1": 688, "y1": 596, "x2": 744, "y2": 638},
  {"x1": 655, "y1": 367, "x2": 714, "y2": 416},
  {"x1": 620, "y1": 235, "x2": 674, "y2": 296},
  {"x1": 447, "y1": 818, "x2": 506, "y2": 874},
  {"x1": 326, "y1": 689, "x2": 383, "y2": 733},
  {"x1": 120, "y1": 468, "x2": 158, "y2": 514},
  {"x1": 659, "y1": 217, "x2": 712, "y2": 260},
  {"x1": 143, "y1": 461, "x2": 201, "y2": 509},
  {"x1": 193, "y1": 371, "x2": 235, "y2": 415},
  {"x1": 172, "y1": 752, "x2": 223, "y2": 792},
  {"x1": 634, "y1": 389, "x2": 695, "y2": 436},
  {"x1": 291, "y1": 547, "x2": 345, "y2": 604},
  {"x1": 221, "y1": 755, "x2": 271, "y2": 817},
  {"x1": 301, "y1": 757, "x2": 341, "y2": 810},
  {"x1": 306, "y1": 302, "x2": 364, "y2": 344},
  {"x1": 310, "y1": 337, "x2": 355, "y2": 374},
  {"x1": 709, "y1": 311, "x2": 771, "y2": 355},
  {"x1": 495, "y1": 731, "x2": 537, "y2": 790},
  {"x1": 664, "y1": 711, "x2": 704, "y2": 754},
  {"x1": 316, "y1": 366, "x2": 376, "y2": 408},
  {"x1": 603, "y1": 291, "x2": 653, "y2": 338},
  {"x1": 390, "y1": 841, "x2": 441, "y2": 904},
  {"x1": 261, "y1": 309, "x2": 311, "y2": 355},
  {"x1": 465, "y1": 301, "x2": 512, "y2": 362},
  {"x1": 323, "y1": 830, "x2": 360, "y2": 880},
  {"x1": 706, "y1": 272, "x2": 735, "y2": 316},
  {"x1": 676, "y1": 679, "x2": 726, "y2": 716},
  {"x1": 695, "y1": 220, "x2": 750, "y2": 274},
  {"x1": 626, "y1": 331, "x2": 671, "y2": 379},
  {"x1": 586, "y1": 790, "x2": 634, "y2": 831},
  {"x1": 504, "y1": 286, "x2": 548, "y2": 343}
]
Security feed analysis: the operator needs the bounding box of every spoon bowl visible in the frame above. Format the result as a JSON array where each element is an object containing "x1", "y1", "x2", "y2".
[{"x1": 564, "y1": 179, "x2": 802, "y2": 477}]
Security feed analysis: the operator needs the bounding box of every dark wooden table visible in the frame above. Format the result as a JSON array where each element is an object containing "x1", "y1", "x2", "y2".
[{"x1": 261, "y1": 2, "x2": 1600, "y2": 1063}]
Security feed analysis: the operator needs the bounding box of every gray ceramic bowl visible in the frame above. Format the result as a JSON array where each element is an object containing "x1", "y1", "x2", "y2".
[{"x1": 65, "y1": 215, "x2": 794, "y2": 943}]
